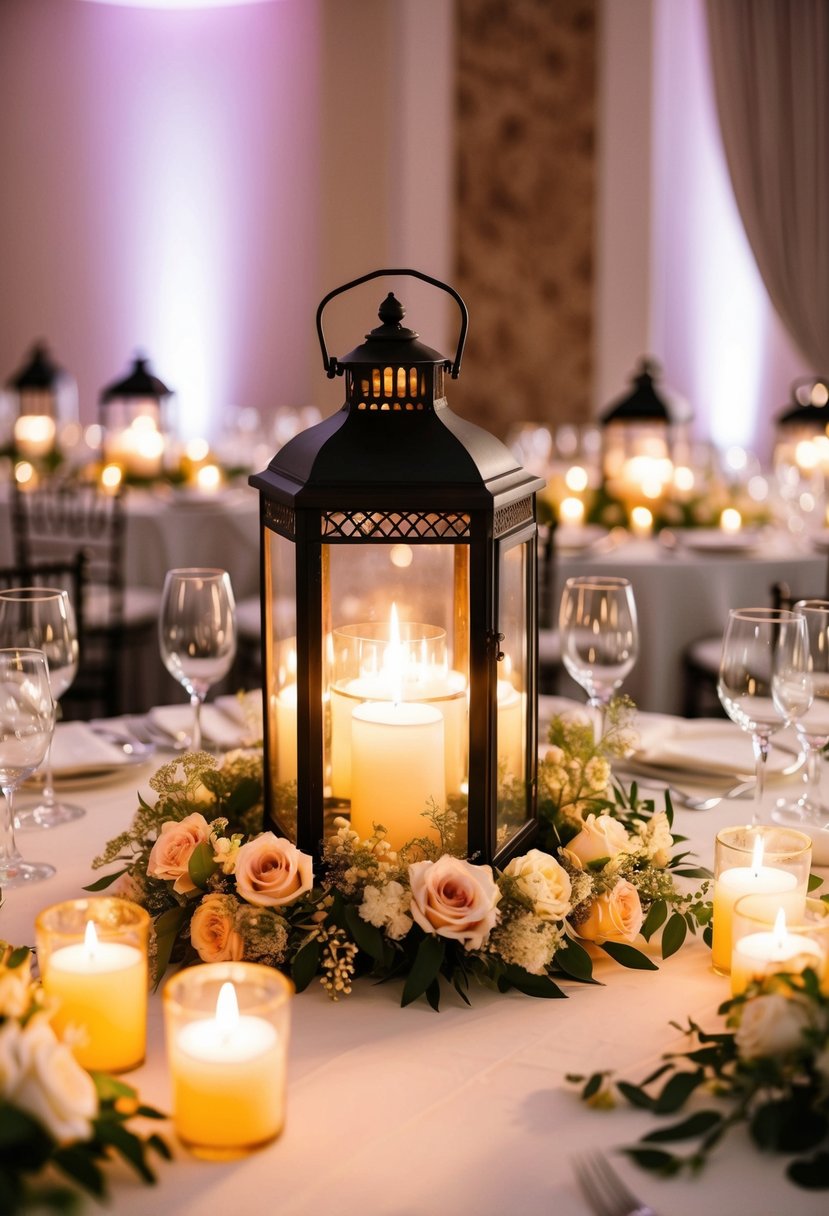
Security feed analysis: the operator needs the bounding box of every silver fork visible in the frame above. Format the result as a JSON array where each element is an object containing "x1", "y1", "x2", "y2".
[{"x1": 574, "y1": 1151, "x2": 658, "y2": 1216}]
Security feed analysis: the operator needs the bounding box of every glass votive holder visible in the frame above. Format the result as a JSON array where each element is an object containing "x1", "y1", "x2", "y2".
[
  {"x1": 711, "y1": 824, "x2": 812, "y2": 976},
  {"x1": 163, "y1": 961, "x2": 293, "y2": 1160},
  {"x1": 731, "y1": 894, "x2": 829, "y2": 995},
  {"x1": 35, "y1": 896, "x2": 150, "y2": 1072}
]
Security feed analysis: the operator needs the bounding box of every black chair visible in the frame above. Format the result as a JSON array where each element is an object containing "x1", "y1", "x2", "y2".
[{"x1": 11, "y1": 482, "x2": 160, "y2": 716}]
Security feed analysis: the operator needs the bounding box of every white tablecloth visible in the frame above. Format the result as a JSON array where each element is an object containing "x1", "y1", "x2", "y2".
[
  {"x1": 3, "y1": 713, "x2": 829, "y2": 1214},
  {"x1": 554, "y1": 533, "x2": 828, "y2": 714}
]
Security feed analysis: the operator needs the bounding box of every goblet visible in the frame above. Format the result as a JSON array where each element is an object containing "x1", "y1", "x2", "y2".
[
  {"x1": 159, "y1": 568, "x2": 237, "y2": 751},
  {"x1": 558, "y1": 575, "x2": 638, "y2": 736},
  {"x1": 0, "y1": 587, "x2": 83, "y2": 828},
  {"x1": 772, "y1": 599, "x2": 829, "y2": 827},
  {"x1": 717, "y1": 607, "x2": 810, "y2": 824},
  {"x1": 0, "y1": 647, "x2": 56, "y2": 886}
]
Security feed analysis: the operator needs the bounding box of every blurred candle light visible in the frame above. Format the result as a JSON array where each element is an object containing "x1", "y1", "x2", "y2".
[
  {"x1": 14, "y1": 415, "x2": 57, "y2": 459},
  {"x1": 195, "y1": 463, "x2": 222, "y2": 492},
  {"x1": 559, "y1": 496, "x2": 585, "y2": 526},
  {"x1": 630, "y1": 505, "x2": 653, "y2": 537},
  {"x1": 564, "y1": 465, "x2": 589, "y2": 493},
  {"x1": 720, "y1": 507, "x2": 742, "y2": 534}
]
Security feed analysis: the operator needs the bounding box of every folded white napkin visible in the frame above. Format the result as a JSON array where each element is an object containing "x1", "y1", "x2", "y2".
[
  {"x1": 50, "y1": 721, "x2": 131, "y2": 776},
  {"x1": 634, "y1": 717, "x2": 792, "y2": 778},
  {"x1": 149, "y1": 703, "x2": 249, "y2": 749}
]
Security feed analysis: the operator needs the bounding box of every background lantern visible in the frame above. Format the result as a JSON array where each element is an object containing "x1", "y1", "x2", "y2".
[
  {"x1": 600, "y1": 358, "x2": 689, "y2": 514},
  {"x1": 774, "y1": 376, "x2": 829, "y2": 475},
  {"x1": 5, "y1": 341, "x2": 75, "y2": 464},
  {"x1": 99, "y1": 355, "x2": 172, "y2": 481},
  {"x1": 250, "y1": 268, "x2": 545, "y2": 865}
]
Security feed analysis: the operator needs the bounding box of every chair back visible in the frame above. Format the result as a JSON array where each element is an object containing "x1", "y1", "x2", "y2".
[{"x1": 0, "y1": 553, "x2": 87, "y2": 635}]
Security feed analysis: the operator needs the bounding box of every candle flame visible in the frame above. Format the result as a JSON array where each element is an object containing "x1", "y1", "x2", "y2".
[
  {"x1": 215, "y1": 981, "x2": 240, "y2": 1040},
  {"x1": 772, "y1": 906, "x2": 788, "y2": 945},
  {"x1": 384, "y1": 603, "x2": 404, "y2": 703},
  {"x1": 751, "y1": 834, "x2": 765, "y2": 876},
  {"x1": 83, "y1": 920, "x2": 99, "y2": 959}
]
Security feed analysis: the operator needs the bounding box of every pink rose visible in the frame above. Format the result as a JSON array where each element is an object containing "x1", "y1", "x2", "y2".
[
  {"x1": 408, "y1": 855, "x2": 500, "y2": 951},
  {"x1": 233, "y1": 832, "x2": 313, "y2": 907},
  {"x1": 147, "y1": 813, "x2": 212, "y2": 894},
  {"x1": 190, "y1": 894, "x2": 244, "y2": 963},
  {"x1": 577, "y1": 879, "x2": 644, "y2": 944}
]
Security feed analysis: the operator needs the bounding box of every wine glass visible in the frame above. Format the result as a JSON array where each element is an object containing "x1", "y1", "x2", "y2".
[
  {"x1": 159, "y1": 568, "x2": 237, "y2": 751},
  {"x1": 558, "y1": 575, "x2": 639, "y2": 735},
  {"x1": 0, "y1": 648, "x2": 56, "y2": 886},
  {"x1": 0, "y1": 587, "x2": 83, "y2": 829},
  {"x1": 772, "y1": 599, "x2": 829, "y2": 827},
  {"x1": 717, "y1": 607, "x2": 810, "y2": 824}
]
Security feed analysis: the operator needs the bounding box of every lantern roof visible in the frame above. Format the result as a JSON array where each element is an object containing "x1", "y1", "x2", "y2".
[
  {"x1": 777, "y1": 376, "x2": 829, "y2": 426},
  {"x1": 7, "y1": 342, "x2": 62, "y2": 391},
  {"x1": 100, "y1": 355, "x2": 172, "y2": 402},
  {"x1": 600, "y1": 358, "x2": 671, "y2": 425},
  {"x1": 336, "y1": 293, "x2": 449, "y2": 369}
]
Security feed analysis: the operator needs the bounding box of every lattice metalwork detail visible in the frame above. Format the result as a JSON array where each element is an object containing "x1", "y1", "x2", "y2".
[
  {"x1": 321, "y1": 509, "x2": 471, "y2": 540},
  {"x1": 494, "y1": 496, "x2": 533, "y2": 537},
  {"x1": 264, "y1": 499, "x2": 296, "y2": 538}
]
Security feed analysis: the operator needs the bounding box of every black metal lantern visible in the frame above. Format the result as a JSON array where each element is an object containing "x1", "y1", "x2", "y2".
[
  {"x1": 774, "y1": 376, "x2": 829, "y2": 471},
  {"x1": 250, "y1": 269, "x2": 545, "y2": 865},
  {"x1": 99, "y1": 355, "x2": 172, "y2": 480},
  {"x1": 599, "y1": 359, "x2": 685, "y2": 505},
  {"x1": 6, "y1": 342, "x2": 72, "y2": 461}
]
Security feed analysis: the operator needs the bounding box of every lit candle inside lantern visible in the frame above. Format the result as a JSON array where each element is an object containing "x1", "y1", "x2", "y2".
[
  {"x1": 712, "y1": 836, "x2": 804, "y2": 975},
  {"x1": 348, "y1": 606, "x2": 445, "y2": 847},
  {"x1": 14, "y1": 414, "x2": 56, "y2": 458},
  {"x1": 497, "y1": 658, "x2": 524, "y2": 779},
  {"x1": 731, "y1": 906, "x2": 825, "y2": 995},
  {"x1": 720, "y1": 507, "x2": 742, "y2": 534},
  {"x1": 275, "y1": 682, "x2": 298, "y2": 784},
  {"x1": 42, "y1": 920, "x2": 148, "y2": 1072},
  {"x1": 106, "y1": 416, "x2": 165, "y2": 479},
  {"x1": 630, "y1": 505, "x2": 653, "y2": 537},
  {"x1": 168, "y1": 979, "x2": 286, "y2": 1157},
  {"x1": 195, "y1": 463, "x2": 222, "y2": 492},
  {"x1": 564, "y1": 465, "x2": 589, "y2": 493}
]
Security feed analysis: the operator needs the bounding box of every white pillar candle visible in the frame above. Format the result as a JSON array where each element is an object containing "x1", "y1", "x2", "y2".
[
  {"x1": 275, "y1": 683, "x2": 297, "y2": 784},
  {"x1": 497, "y1": 680, "x2": 524, "y2": 779},
  {"x1": 731, "y1": 909, "x2": 825, "y2": 995},
  {"x1": 44, "y1": 921, "x2": 147, "y2": 1072},
  {"x1": 14, "y1": 414, "x2": 56, "y2": 458},
  {"x1": 350, "y1": 701, "x2": 445, "y2": 849},
  {"x1": 712, "y1": 866, "x2": 803, "y2": 975}
]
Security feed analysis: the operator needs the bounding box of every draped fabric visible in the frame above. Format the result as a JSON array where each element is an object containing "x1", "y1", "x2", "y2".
[{"x1": 705, "y1": 0, "x2": 829, "y2": 370}]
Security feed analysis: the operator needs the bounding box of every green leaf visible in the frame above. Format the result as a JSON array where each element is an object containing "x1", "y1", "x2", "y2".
[
  {"x1": 751, "y1": 1098, "x2": 827, "y2": 1153},
  {"x1": 642, "y1": 1110, "x2": 723, "y2": 1143},
  {"x1": 807, "y1": 872, "x2": 824, "y2": 892},
  {"x1": 5, "y1": 946, "x2": 31, "y2": 969},
  {"x1": 225, "y1": 776, "x2": 262, "y2": 816},
  {"x1": 582, "y1": 1072, "x2": 605, "y2": 1100},
  {"x1": 0, "y1": 1103, "x2": 54, "y2": 1169},
  {"x1": 343, "y1": 904, "x2": 387, "y2": 966},
  {"x1": 554, "y1": 938, "x2": 598, "y2": 983},
  {"x1": 187, "y1": 840, "x2": 218, "y2": 890},
  {"x1": 599, "y1": 941, "x2": 659, "y2": 971},
  {"x1": 622, "y1": 1146, "x2": 681, "y2": 1175},
  {"x1": 291, "y1": 939, "x2": 320, "y2": 992},
  {"x1": 655, "y1": 1069, "x2": 705, "y2": 1114},
  {"x1": 93, "y1": 1120, "x2": 157, "y2": 1184},
  {"x1": 673, "y1": 866, "x2": 712, "y2": 879},
  {"x1": 617, "y1": 1081, "x2": 656, "y2": 1110},
  {"x1": 499, "y1": 965, "x2": 566, "y2": 999},
  {"x1": 640, "y1": 899, "x2": 667, "y2": 942},
  {"x1": 153, "y1": 904, "x2": 191, "y2": 982},
  {"x1": 83, "y1": 868, "x2": 128, "y2": 892},
  {"x1": 788, "y1": 1151, "x2": 829, "y2": 1190},
  {"x1": 661, "y1": 912, "x2": 688, "y2": 959},
  {"x1": 401, "y1": 934, "x2": 445, "y2": 1007},
  {"x1": 52, "y1": 1145, "x2": 106, "y2": 1198}
]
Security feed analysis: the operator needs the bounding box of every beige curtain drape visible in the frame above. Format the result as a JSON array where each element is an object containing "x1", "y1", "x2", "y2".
[{"x1": 705, "y1": 0, "x2": 829, "y2": 370}]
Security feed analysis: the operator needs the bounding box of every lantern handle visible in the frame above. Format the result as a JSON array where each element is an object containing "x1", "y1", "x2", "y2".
[{"x1": 316, "y1": 268, "x2": 468, "y2": 380}]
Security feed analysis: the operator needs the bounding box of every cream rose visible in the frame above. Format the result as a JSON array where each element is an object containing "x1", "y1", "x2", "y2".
[
  {"x1": 735, "y1": 993, "x2": 813, "y2": 1060},
  {"x1": 147, "y1": 812, "x2": 212, "y2": 894},
  {"x1": 234, "y1": 832, "x2": 313, "y2": 907},
  {"x1": 577, "y1": 879, "x2": 644, "y2": 944},
  {"x1": 566, "y1": 814, "x2": 629, "y2": 868},
  {"x1": 644, "y1": 811, "x2": 674, "y2": 868},
  {"x1": 12, "y1": 1019, "x2": 98, "y2": 1144},
  {"x1": 502, "y1": 849, "x2": 572, "y2": 921},
  {"x1": 408, "y1": 855, "x2": 500, "y2": 950},
  {"x1": 190, "y1": 894, "x2": 245, "y2": 963}
]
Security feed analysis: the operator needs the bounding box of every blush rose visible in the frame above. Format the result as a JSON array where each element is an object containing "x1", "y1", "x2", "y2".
[
  {"x1": 408, "y1": 855, "x2": 500, "y2": 950},
  {"x1": 233, "y1": 832, "x2": 313, "y2": 907},
  {"x1": 577, "y1": 878, "x2": 644, "y2": 944},
  {"x1": 146, "y1": 813, "x2": 212, "y2": 894},
  {"x1": 190, "y1": 894, "x2": 245, "y2": 963}
]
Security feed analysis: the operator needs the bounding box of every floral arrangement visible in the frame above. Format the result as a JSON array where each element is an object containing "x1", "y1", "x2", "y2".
[
  {"x1": 89, "y1": 706, "x2": 711, "y2": 1010},
  {"x1": 0, "y1": 942, "x2": 168, "y2": 1213},
  {"x1": 569, "y1": 967, "x2": 829, "y2": 1190}
]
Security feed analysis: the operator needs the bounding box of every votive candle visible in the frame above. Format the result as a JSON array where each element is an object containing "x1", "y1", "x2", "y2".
[{"x1": 731, "y1": 896, "x2": 829, "y2": 995}]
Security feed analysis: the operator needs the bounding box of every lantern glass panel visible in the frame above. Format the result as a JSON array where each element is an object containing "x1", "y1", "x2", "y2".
[
  {"x1": 496, "y1": 538, "x2": 531, "y2": 850},
  {"x1": 324, "y1": 539, "x2": 470, "y2": 851},
  {"x1": 263, "y1": 526, "x2": 299, "y2": 842}
]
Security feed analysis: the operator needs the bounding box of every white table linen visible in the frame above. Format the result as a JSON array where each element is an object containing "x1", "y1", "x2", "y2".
[{"x1": 2, "y1": 712, "x2": 829, "y2": 1215}]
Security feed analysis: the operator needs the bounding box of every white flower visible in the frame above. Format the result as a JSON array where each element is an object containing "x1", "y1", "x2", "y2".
[
  {"x1": 565, "y1": 814, "x2": 630, "y2": 868},
  {"x1": 0, "y1": 1019, "x2": 26, "y2": 1094},
  {"x1": 502, "y1": 849, "x2": 572, "y2": 921},
  {"x1": 735, "y1": 993, "x2": 814, "y2": 1060},
  {"x1": 642, "y1": 811, "x2": 674, "y2": 867},
  {"x1": 359, "y1": 881, "x2": 413, "y2": 940},
  {"x1": 0, "y1": 958, "x2": 34, "y2": 1020},
  {"x1": 492, "y1": 913, "x2": 562, "y2": 975},
  {"x1": 11, "y1": 1019, "x2": 98, "y2": 1144}
]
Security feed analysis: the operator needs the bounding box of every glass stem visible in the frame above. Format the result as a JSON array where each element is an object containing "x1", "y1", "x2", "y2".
[
  {"x1": 191, "y1": 693, "x2": 203, "y2": 752},
  {"x1": 40, "y1": 737, "x2": 56, "y2": 808},
  {"x1": 751, "y1": 731, "x2": 770, "y2": 825},
  {"x1": 806, "y1": 743, "x2": 823, "y2": 806},
  {"x1": 0, "y1": 787, "x2": 21, "y2": 866}
]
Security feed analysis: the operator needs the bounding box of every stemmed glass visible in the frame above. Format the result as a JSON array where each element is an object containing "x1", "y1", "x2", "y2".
[
  {"x1": 772, "y1": 599, "x2": 829, "y2": 827},
  {"x1": 559, "y1": 575, "x2": 639, "y2": 736},
  {"x1": 717, "y1": 607, "x2": 810, "y2": 824},
  {"x1": 0, "y1": 587, "x2": 83, "y2": 828},
  {"x1": 159, "y1": 568, "x2": 237, "y2": 751},
  {"x1": 0, "y1": 648, "x2": 56, "y2": 886}
]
